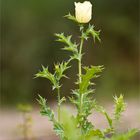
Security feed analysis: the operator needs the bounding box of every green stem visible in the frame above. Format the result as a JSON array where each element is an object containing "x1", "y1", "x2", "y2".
[
  {"x1": 78, "y1": 38, "x2": 84, "y2": 84},
  {"x1": 78, "y1": 27, "x2": 84, "y2": 133},
  {"x1": 57, "y1": 87, "x2": 61, "y2": 122},
  {"x1": 78, "y1": 25, "x2": 84, "y2": 119},
  {"x1": 79, "y1": 34, "x2": 84, "y2": 116}
]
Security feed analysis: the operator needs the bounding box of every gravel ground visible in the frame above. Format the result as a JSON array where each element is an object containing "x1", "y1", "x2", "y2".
[{"x1": 0, "y1": 99, "x2": 140, "y2": 140}]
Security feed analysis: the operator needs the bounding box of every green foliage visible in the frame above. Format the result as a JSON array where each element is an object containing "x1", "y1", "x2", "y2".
[
  {"x1": 36, "y1": 65, "x2": 58, "y2": 89},
  {"x1": 84, "y1": 129, "x2": 138, "y2": 140},
  {"x1": 37, "y1": 95, "x2": 65, "y2": 137},
  {"x1": 85, "y1": 24, "x2": 101, "y2": 42},
  {"x1": 37, "y1": 95, "x2": 55, "y2": 121},
  {"x1": 54, "y1": 62, "x2": 71, "y2": 80},
  {"x1": 53, "y1": 122, "x2": 64, "y2": 138},
  {"x1": 110, "y1": 129, "x2": 138, "y2": 140},
  {"x1": 93, "y1": 102, "x2": 113, "y2": 133},
  {"x1": 3, "y1": 0, "x2": 138, "y2": 106},
  {"x1": 79, "y1": 65, "x2": 104, "y2": 94},
  {"x1": 70, "y1": 93, "x2": 95, "y2": 134},
  {"x1": 64, "y1": 13, "x2": 78, "y2": 23},
  {"x1": 114, "y1": 94, "x2": 126, "y2": 121},
  {"x1": 35, "y1": 3, "x2": 138, "y2": 140},
  {"x1": 64, "y1": 13, "x2": 101, "y2": 44},
  {"x1": 61, "y1": 109, "x2": 81, "y2": 140},
  {"x1": 35, "y1": 61, "x2": 70, "y2": 90},
  {"x1": 17, "y1": 103, "x2": 32, "y2": 113},
  {"x1": 55, "y1": 33, "x2": 79, "y2": 61},
  {"x1": 85, "y1": 129, "x2": 104, "y2": 140},
  {"x1": 17, "y1": 104, "x2": 33, "y2": 139}
]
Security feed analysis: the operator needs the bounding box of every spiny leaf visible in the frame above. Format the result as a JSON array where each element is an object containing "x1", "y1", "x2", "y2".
[
  {"x1": 69, "y1": 89, "x2": 80, "y2": 107},
  {"x1": 36, "y1": 61, "x2": 70, "y2": 90},
  {"x1": 114, "y1": 94, "x2": 126, "y2": 121},
  {"x1": 55, "y1": 33, "x2": 72, "y2": 45},
  {"x1": 54, "y1": 122, "x2": 64, "y2": 137},
  {"x1": 59, "y1": 97, "x2": 66, "y2": 104},
  {"x1": 55, "y1": 33, "x2": 80, "y2": 61},
  {"x1": 64, "y1": 13, "x2": 77, "y2": 22},
  {"x1": 79, "y1": 65, "x2": 104, "y2": 94},
  {"x1": 35, "y1": 65, "x2": 56, "y2": 85},
  {"x1": 37, "y1": 95, "x2": 65, "y2": 138},
  {"x1": 37, "y1": 95, "x2": 55, "y2": 121},
  {"x1": 54, "y1": 61, "x2": 71, "y2": 80},
  {"x1": 55, "y1": 33, "x2": 78, "y2": 53},
  {"x1": 86, "y1": 24, "x2": 101, "y2": 43},
  {"x1": 70, "y1": 89, "x2": 96, "y2": 132}
]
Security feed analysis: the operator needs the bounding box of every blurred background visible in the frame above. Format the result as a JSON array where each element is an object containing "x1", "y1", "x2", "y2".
[{"x1": 0, "y1": 0, "x2": 140, "y2": 139}]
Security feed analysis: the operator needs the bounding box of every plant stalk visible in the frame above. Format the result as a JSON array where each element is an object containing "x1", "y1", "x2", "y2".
[
  {"x1": 78, "y1": 38, "x2": 84, "y2": 84},
  {"x1": 57, "y1": 87, "x2": 61, "y2": 122},
  {"x1": 79, "y1": 37, "x2": 84, "y2": 114}
]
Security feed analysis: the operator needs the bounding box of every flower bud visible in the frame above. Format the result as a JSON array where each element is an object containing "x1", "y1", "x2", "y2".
[{"x1": 74, "y1": 1, "x2": 92, "y2": 23}]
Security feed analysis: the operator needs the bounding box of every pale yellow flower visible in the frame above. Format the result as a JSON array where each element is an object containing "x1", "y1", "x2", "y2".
[{"x1": 74, "y1": 1, "x2": 92, "y2": 23}]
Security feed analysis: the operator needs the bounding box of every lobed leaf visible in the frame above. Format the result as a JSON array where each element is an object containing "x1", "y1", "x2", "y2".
[
  {"x1": 54, "y1": 122, "x2": 64, "y2": 137},
  {"x1": 35, "y1": 65, "x2": 57, "y2": 87},
  {"x1": 85, "y1": 24, "x2": 101, "y2": 43},
  {"x1": 55, "y1": 33, "x2": 79, "y2": 61},
  {"x1": 37, "y1": 95, "x2": 55, "y2": 121},
  {"x1": 79, "y1": 65, "x2": 104, "y2": 94},
  {"x1": 54, "y1": 61, "x2": 71, "y2": 80}
]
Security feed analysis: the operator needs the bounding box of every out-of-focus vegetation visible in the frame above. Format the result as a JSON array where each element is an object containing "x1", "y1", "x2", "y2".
[
  {"x1": 17, "y1": 104, "x2": 33, "y2": 139},
  {"x1": 1, "y1": 0, "x2": 139, "y2": 106}
]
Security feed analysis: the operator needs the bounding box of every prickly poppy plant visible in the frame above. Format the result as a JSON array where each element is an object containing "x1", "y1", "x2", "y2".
[{"x1": 35, "y1": 1, "x2": 138, "y2": 140}]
